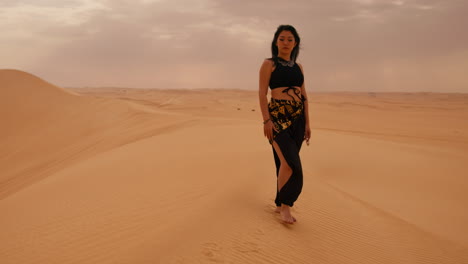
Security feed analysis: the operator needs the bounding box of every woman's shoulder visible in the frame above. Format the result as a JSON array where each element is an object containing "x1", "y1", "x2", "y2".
[
  {"x1": 296, "y1": 62, "x2": 304, "y2": 71},
  {"x1": 261, "y1": 58, "x2": 275, "y2": 68}
]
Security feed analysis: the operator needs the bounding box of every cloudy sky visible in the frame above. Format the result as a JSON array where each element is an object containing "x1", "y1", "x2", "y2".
[{"x1": 1, "y1": 0, "x2": 467, "y2": 92}]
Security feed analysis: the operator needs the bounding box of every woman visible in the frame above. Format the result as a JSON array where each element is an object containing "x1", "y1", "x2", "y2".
[{"x1": 258, "y1": 25, "x2": 311, "y2": 224}]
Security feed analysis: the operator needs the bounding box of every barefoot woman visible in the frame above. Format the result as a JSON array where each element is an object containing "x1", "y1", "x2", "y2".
[{"x1": 259, "y1": 25, "x2": 311, "y2": 224}]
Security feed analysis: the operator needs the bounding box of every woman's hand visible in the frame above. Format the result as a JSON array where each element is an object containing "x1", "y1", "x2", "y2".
[
  {"x1": 264, "y1": 120, "x2": 276, "y2": 142},
  {"x1": 304, "y1": 123, "x2": 311, "y2": 146}
]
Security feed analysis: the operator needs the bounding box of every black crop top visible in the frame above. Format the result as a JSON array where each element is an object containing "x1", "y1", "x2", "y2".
[{"x1": 269, "y1": 58, "x2": 304, "y2": 89}]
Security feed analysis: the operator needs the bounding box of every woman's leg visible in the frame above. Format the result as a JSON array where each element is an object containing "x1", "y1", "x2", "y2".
[
  {"x1": 272, "y1": 140, "x2": 297, "y2": 224},
  {"x1": 272, "y1": 142, "x2": 293, "y2": 193},
  {"x1": 273, "y1": 140, "x2": 303, "y2": 199},
  {"x1": 271, "y1": 116, "x2": 305, "y2": 223},
  {"x1": 272, "y1": 149, "x2": 282, "y2": 212}
]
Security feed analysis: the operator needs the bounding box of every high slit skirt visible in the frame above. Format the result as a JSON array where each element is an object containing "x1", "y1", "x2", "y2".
[{"x1": 268, "y1": 98, "x2": 305, "y2": 207}]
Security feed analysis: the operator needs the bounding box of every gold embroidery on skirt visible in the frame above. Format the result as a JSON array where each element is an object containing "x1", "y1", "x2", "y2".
[{"x1": 268, "y1": 98, "x2": 303, "y2": 136}]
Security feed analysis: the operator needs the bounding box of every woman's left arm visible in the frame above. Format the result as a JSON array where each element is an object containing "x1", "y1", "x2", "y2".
[{"x1": 298, "y1": 63, "x2": 311, "y2": 144}]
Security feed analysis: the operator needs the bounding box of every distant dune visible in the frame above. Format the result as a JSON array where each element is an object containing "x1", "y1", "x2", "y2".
[{"x1": 1, "y1": 70, "x2": 467, "y2": 263}]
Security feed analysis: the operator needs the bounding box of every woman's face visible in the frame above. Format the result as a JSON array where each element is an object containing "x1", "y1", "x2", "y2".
[{"x1": 276, "y1": 30, "x2": 296, "y2": 54}]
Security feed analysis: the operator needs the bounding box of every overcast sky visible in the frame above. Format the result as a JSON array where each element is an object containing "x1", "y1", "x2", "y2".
[{"x1": 1, "y1": 0, "x2": 467, "y2": 92}]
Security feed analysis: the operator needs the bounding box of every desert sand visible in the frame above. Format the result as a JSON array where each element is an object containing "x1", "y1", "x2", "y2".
[{"x1": 1, "y1": 69, "x2": 468, "y2": 263}]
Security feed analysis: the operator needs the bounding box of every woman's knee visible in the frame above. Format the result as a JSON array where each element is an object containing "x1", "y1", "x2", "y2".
[{"x1": 280, "y1": 163, "x2": 293, "y2": 174}]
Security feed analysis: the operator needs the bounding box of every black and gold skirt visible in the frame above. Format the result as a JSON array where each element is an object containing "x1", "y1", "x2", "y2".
[
  {"x1": 268, "y1": 98, "x2": 306, "y2": 207},
  {"x1": 268, "y1": 98, "x2": 304, "y2": 140}
]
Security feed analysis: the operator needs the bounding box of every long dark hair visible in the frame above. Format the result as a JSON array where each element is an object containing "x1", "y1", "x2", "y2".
[{"x1": 271, "y1": 25, "x2": 301, "y2": 62}]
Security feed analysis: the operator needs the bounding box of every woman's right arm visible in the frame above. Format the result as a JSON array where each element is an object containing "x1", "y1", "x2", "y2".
[{"x1": 259, "y1": 59, "x2": 275, "y2": 142}]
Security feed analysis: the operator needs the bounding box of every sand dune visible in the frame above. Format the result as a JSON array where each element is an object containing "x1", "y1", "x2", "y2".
[
  {"x1": 0, "y1": 70, "x2": 193, "y2": 199},
  {"x1": 1, "y1": 70, "x2": 468, "y2": 263}
]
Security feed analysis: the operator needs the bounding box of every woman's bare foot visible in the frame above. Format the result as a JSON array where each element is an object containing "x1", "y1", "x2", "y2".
[
  {"x1": 280, "y1": 204, "x2": 296, "y2": 224},
  {"x1": 275, "y1": 206, "x2": 281, "y2": 213},
  {"x1": 275, "y1": 206, "x2": 296, "y2": 222}
]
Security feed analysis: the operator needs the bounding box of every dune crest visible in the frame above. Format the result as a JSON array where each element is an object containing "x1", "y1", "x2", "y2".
[{"x1": 0, "y1": 69, "x2": 79, "y2": 103}]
